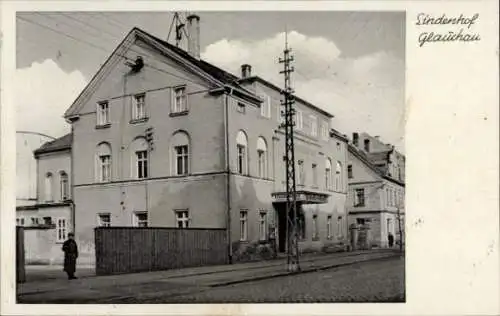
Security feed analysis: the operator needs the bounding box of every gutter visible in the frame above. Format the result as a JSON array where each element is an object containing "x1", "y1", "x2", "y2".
[
  {"x1": 224, "y1": 86, "x2": 234, "y2": 264},
  {"x1": 70, "y1": 124, "x2": 76, "y2": 233}
]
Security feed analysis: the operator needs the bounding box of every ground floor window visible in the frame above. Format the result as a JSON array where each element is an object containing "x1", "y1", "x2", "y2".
[
  {"x1": 337, "y1": 216, "x2": 343, "y2": 238},
  {"x1": 239, "y1": 210, "x2": 248, "y2": 241},
  {"x1": 327, "y1": 215, "x2": 332, "y2": 239},
  {"x1": 98, "y1": 213, "x2": 111, "y2": 227},
  {"x1": 16, "y1": 218, "x2": 25, "y2": 226},
  {"x1": 312, "y1": 214, "x2": 319, "y2": 240},
  {"x1": 259, "y1": 211, "x2": 267, "y2": 241},
  {"x1": 56, "y1": 218, "x2": 67, "y2": 242},
  {"x1": 175, "y1": 209, "x2": 189, "y2": 228},
  {"x1": 134, "y1": 212, "x2": 148, "y2": 227}
]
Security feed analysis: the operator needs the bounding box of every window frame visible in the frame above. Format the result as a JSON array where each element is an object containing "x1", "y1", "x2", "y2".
[
  {"x1": 134, "y1": 212, "x2": 148, "y2": 227},
  {"x1": 174, "y1": 145, "x2": 189, "y2": 176},
  {"x1": 98, "y1": 213, "x2": 111, "y2": 227},
  {"x1": 132, "y1": 93, "x2": 147, "y2": 121},
  {"x1": 327, "y1": 215, "x2": 333, "y2": 239},
  {"x1": 96, "y1": 101, "x2": 110, "y2": 126},
  {"x1": 297, "y1": 160, "x2": 305, "y2": 185},
  {"x1": 56, "y1": 217, "x2": 67, "y2": 243},
  {"x1": 60, "y1": 172, "x2": 69, "y2": 201},
  {"x1": 260, "y1": 95, "x2": 271, "y2": 118},
  {"x1": 175, "y1": 209, "x2": 190, "y2": 228},
  {"x1": 295, "y1": 109, "x2": 303, "y2": 130},
  {"x1": 310, "y1": 115, "x2": 317, "y2": 137},
  {"x1": 312, "y1": 214, "x2": 319, "y2": 240},
  {"x1": 135, "y1": 150, "x2": 149, "y2": 179},
  {"x1": 239, "y1": 210, "x2": 248, "y2": 241},
  {"x1": 354, "y1": 188, "x2": 366, "y2": 207},
  {"x1": 172, "y1": 86, "x2": 188, "y2": 114},
  {"x1": 347, "y1": 165, "x2": 353, "y2": 179},
  {"x1": 258, "y1": 211, "x2": 268, "y2": 241},
  {"x1": 44, "y1": 172, "x2": 53, "y2": 202}
]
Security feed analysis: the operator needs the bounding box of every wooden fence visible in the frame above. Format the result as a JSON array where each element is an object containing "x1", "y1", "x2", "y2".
[
  {"x1": 16, "y1": 227, "x2": 26, "y2": 283},
  {"x1": 95, "y1": 227, "x2": 228, "y2": 275}
]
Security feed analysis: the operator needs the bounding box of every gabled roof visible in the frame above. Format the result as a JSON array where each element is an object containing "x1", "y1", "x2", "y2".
[
  {"x1": 34, "y1": 133, "x2": 72, "y2": 157},
  {"x1": 64, "y1": 27, "x2": 260, "y2": 119},
  {"x1": 238, "y1": 76, "x2": 334, "y2": 119}
]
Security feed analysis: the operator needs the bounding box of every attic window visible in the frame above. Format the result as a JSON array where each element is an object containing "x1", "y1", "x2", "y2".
[
  {"x1": 364, "y1": 139, "x2": 370, "y2": 152},
  {"x1": 237, "y1": 102, "x2": 246, "y2": 113}
]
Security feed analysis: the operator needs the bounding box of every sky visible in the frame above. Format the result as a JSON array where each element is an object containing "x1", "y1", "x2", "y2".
[{"x1": 16, "y1": 11, "x2": 405, "y2": 152}]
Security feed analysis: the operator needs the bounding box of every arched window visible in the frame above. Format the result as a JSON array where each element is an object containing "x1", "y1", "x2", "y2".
[
  {"x1": 96, "y1": 142, "x2": 112, "y2": 182},
  {"x1": 236, "y1": 131, "x2": 248, "y2": 175},
  {"x1": 60, "y1": 171, "x2": 69, "y2": 201},
  {"x1": 335, "y1": 161, "x2": 342, "y2": 191},
  {"x1": 257, "y1": 137, "x2": 268, "y2": 178},
  {"x1": 130, "y1": 137, "x2": 148, "y2": 179},
  {"x1": 44, "y1": 172, "x2": 53, "y2": 202},
  {"x1": 325, "y1": 158, "x2": 332, "y2": 190},
  {"x1": 172, "y1": 131, "x2": 190, "y2": 176}
]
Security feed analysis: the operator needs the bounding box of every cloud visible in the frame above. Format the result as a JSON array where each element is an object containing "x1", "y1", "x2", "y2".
[
  {"x1": 202, "y1": 32, "x2": 405, "y2": 152},
  {"x1": 15, "y1": 59, "x2": 88, "y2": 138}
]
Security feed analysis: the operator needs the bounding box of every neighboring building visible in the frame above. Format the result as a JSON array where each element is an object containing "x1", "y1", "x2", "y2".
[
  {"x1": 16, "y1": 134, "x2": 73, "y2": 264},
  {"x1": 62, "y1": 16, "x2": 349, "y2": 264},
  {"x1": 347, "y1": 132, "x2": 405, "y2": 248}
]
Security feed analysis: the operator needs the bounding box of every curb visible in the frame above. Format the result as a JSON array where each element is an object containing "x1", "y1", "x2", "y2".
[{"x1": 210, "y1": 253, "x2": 400, "y2": 288}]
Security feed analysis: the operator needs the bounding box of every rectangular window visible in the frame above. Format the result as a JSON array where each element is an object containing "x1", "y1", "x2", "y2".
[
  {"x1": 97, "y1": 101, "x2": 110, "y2": 126},
  {"x1": 260, "y1": 95, "x2": 271, "y2": 118},
  {"x1": 136, "y1": 150, "x2": 148, "y2": 179},
  {"x1": 239, "y1": 210, "x2": 248, "y2": 241},
  {"x1": 99, "y1": 155, "x2": 111, "y2": 182},
  {"x1": 43, "y1": 217, "x2": 52, "y2": 225},
  {"x1": 175, "y1": 210, "x2": 189, "y2": 228},
  {"x1": 175, "y1": 145, "x2": 189, "y2": 175},
  {"x1": 31, "y1": 217, "x2": 39, "y2": 225},
  {"x1": 354, "y1": 188, "x2": 365, "y2": 207},
  {"x1": 312, "y1": 164, "x2": 318, "y2": 187},
  {"x1": 310, "y1": 115, "x2": 317, "y2": 137},
  {"x1": 60, "y1": 175, "x2": 69, "y2": 200},
  {"x1": 56, "y1": 218, "x2": 67, "y2": 242},
  {"x1": 347, "y1": 165, "x2": 353, "y2": 179},
  {"x1": 327, "y1": 215, "x2": 332, "y2": 239},
  {"x1": 277, "y1": 103, "x2": 284, "y2": 125},
  {"x1": 325, "y1": 168, "x2": 331, "y2": 190},
  {"x1": 237, "y1": 102, "x2": 246, "y2": 113},
  {"x1": 257, "y1": 150, "x2": 266, "y2": 178},
  {"x1": 132, "y1": 94, "x2": 146, "y2": 120},
  {"x1": 295, "y1": 110, "x2": 303, "y2": 130},
  {"x1": 98, "y1": 213, "x2": 111, "y2": 227},
  {"x1": 312, "y1": 214, "x2": 318, "y2": 239},
  {"x1": 337, "y1": 216, "x2": 343, "y2": 238},
  {"x1": 134, "y1": 212, "x2": 148, "y2": 227},
  {"x1": 364, "y1": 139, "x2": 370, "y2": 152},
  {"x1": 20, "y1": 218, "x2": 25, "y2": 226},
  {"x1": 298, "y1": 160, "x2": 305, "y2": 185},
  {"x1": 172, "y1": 86, "x2": 187, "y2": 113},
  {"x1": 259, "y1": 212, "x2": 267, "y2": 241},
  {"x1": 237, "y1": 145, "x2": 246, "y2": 174}
]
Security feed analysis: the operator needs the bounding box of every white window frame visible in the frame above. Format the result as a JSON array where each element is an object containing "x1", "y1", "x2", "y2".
[
  {"x1": 175, "y1": 145, "x2": 189, "y2": 176},
  {"x1": 175, "y1": 209, "x2": 189, "y2": 228},
  {"x1": 97, "y1": 101, "x2": 110, "y2": 126},
  {"x1": 56, "y1": 217, "x2": 67, "y2": 243},
  {"x1": 312, "y1": 214, "x2": 318, "y2": 239},
  {"x1": 337, "y1": 216, "x2": 343, "y2": 238},
  {"x1": 277, "y1": 103, "x2": 284, "y2": 125},
  {"x1": 325, "y1": 158, "x2": 332, "y2": 190},
  {"x1": 172, "y1": 86, "x2": 188, "y2": 113},
  {"x1": 98, "y1": 213, "x2": 111, "y2": 227},
  {"x1": 312, "y1": 163, "x2": 318, "y2": 187},
  {"x1": 44, "y1": 173, "x2": 53, "y2": 202},
  {"x1": 260, "y1": 95, "x2": 271, "y2": 118},
  {"x1": 298, "y1": 160, "x2": 305, "y2": 185},
  {"x1": 132, "y1": 93, "x2": 146, "y2": 120},
  {"x1": 134, "y1": 212, "x2": 148, "y2": 227},
  {"x1": 98, "y1": 154, "x2": 111, "y2": 182},
  {"x1": 321, "y1": 124, "x2": 329, "y2": 140},
  {"x1": 348, "y1": 165, "x2": 353, "y2": 179},
  {"x1": 355, "y1": 188, "x2": 365, "y2": 207},
  {"x1": 310, "y1": 115, "x2": 317, "y2": 137},
  {"x1": 60, "y1": 172, "x2": 69, "y2": 201},
  {"x1": 259, "y1": 211, "x2": 267, "y2": 241},
  {"x1": 335, "y1": 161, "x2": 342, "y2": 191},
  {"x1": 239, "y1": 210, "x2": 248, "y2": 241},
  {"x1": 257, "y1": 149, "x2": 266, "y2": 178},
  {"x1": 295, "y1": 109, "x2": 303, "y2": 130},
  {"x1": 136, "y1": 150, "x2": 148, "y2": 179},
  {"x1": 237, "y1": 144, "x2": 247, "y2": 175}
]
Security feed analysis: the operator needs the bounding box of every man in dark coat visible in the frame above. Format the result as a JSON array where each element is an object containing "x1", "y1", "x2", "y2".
[{"x1": 62, "y1": 233, "x2": 78, "y2": 280}]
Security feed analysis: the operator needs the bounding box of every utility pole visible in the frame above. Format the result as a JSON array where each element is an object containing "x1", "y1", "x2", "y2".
[
  {"x1": 396, "y1": 202, "x2": 404, "y2": 252},
  {"x1": 279, "y1": 31, "x2": 300, "y2": 272}
]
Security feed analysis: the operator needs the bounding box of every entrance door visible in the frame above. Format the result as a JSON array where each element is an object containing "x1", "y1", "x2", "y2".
[{"x1": 276, "y1": 205, "x2": 287, "y2": 253}]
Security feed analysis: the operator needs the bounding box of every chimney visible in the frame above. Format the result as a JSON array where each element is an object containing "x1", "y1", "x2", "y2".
[
  {"x1": 186, "y1": 14, "x2": 200, "y2": 59},
  {"x1": 241, "y1": 64, "x2": 252, "y2": 78},
  {"x1": 352, "y1": 133, "x2": 359, "y2": 146}
]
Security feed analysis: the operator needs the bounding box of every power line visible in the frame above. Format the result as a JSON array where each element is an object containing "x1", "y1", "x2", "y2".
[{"x1": 17, "y1": 15, "x2": 209, "y2": 88}]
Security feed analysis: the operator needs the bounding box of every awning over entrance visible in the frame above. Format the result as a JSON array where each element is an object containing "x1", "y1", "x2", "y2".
[{"x1": 271, "y1": 190, "x2": 329, "y2": 205}]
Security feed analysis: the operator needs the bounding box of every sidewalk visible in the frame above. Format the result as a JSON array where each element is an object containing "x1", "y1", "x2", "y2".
[{"x1": 18, "y1": 249, "x2": 401, "y2": 303}]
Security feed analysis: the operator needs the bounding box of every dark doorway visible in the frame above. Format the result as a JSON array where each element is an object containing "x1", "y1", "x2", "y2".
[{"x1": 276, "y1": 204, "x2": 287, "y2": 253}]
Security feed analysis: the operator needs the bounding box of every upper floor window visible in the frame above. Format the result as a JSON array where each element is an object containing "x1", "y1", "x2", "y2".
[
  {"x1": 59, "y1": 171, "x2": 69, "y2": 201},
  {"x1": 259, "y1": 211, "x2": 268, "y2": 241},
  {"x1": 321, "y1": 124, "x2": 329, "y2": 140},
  {"x1": 347, "y1": 165, "x2": 353, "y2": 179},
  {"x1": 131, "y1": 137, "x2": 149, "y2": 179},
  {"x1": 277, "y1": 103, "x2": 284, "y2": 125},
  {"x1": 297, "y1": 160, "x2": 305, "y2": 185},
  {"x1": 132, "y1": 93, "x2": 146, "y2": 120},
  {"x1": 260, "y1": 95, "x2": 271, "y2": 118},
  {"x1": 310, "y1": 115, "x2": 317, "y2": 137},
  {"x1": 325, "y1": 158, "x2": 332, "y2": 190},
  {"x1": 364, "y1": 139, "x2": 370, "y2": 152},
  {"x1": 172, "y1": 131, "x2": 190, "y2": 176},
  {"x1": 335, "y1": 161, "x2": 342, "y2": 191},
  {"x1": 172, "y1": 86, "x2": 187, "y2": 113},
  {"x1": 44, "y1": 172, "x2": 53, "y2": 202},
  {"x1": 98, "y1": 213, "x2": 111, "y2": 227},
  {"x1": 175, "y1": 209, "x2": 189, "y2": 228},
  {"x1": 236, "y1": 131, "x2": 248, "y2": 175},
  {"x1": 312, "y1": 163, "x2": 318, "y2": 187},
  {"x1": 294, "y1": 109, "x2": 303, "y2": 130},
  {"x1": 97, "y1": 101, "x2": 110, "y2": 126},
  {"x1": 96, "y1": 142, "x2": 112, "y2": 182},
  {"x1": 354, "y1": 188, "x2": 365, "y2": 207},
  {"x1": 237, "y1": 101, "x2": 246, "y2": 114},
  {"x1": 257, "y1": 137, "x2": 268, "y2": 178}
]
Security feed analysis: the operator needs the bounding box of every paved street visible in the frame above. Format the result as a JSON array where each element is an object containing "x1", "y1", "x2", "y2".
[
  {"x1": 124, "y1": 256, "x2": 405, "y2": 303},
  {"x1": 18, "y1": 250, "x2": 403, "y2": 303}
]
